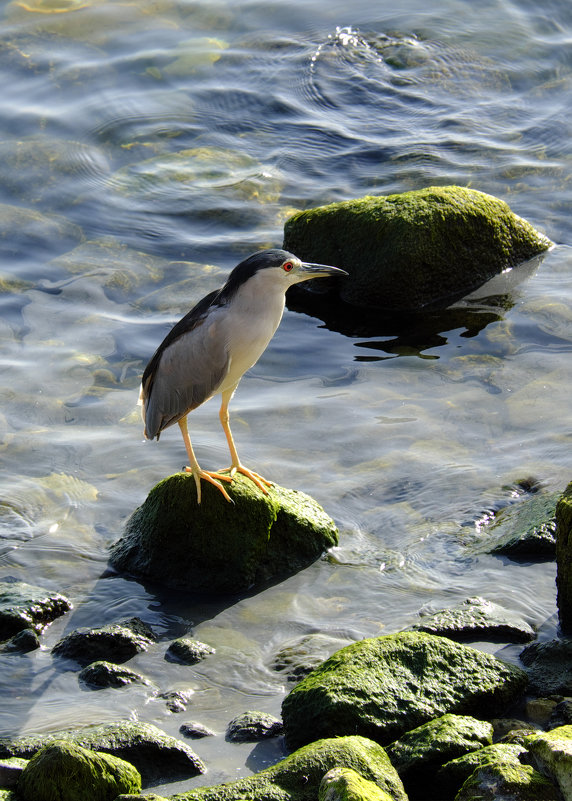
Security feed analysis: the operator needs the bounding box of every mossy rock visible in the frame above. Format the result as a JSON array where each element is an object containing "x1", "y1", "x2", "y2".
[
  {"x1": 0, "y1": 721, "x2": 204, "y2": 784},
  {"x1": 436, "y1": 742, "x2": 528, "y2": 798},
  {"x1": 18, "y1": 740, "x2": 141, "y2": 801},
  {"x1": 283, "y1": 186, "x2": 552, "y2": 311},
  {"x1": 109, "y1": 473, "x2": 338, "y2": 594},
  {"x1": 319, "y1": 767, "x2": 396, "y2": 801},
  {"x1": 410, "y1": 596, "x2": 535, "y2": 643},
  {"x1": 526, "y1": 725, "x2": 572, "y2": 801},
  {"x1": 169, "y1": 735, "x2": 407, "y2": 801},
  {"x1": 78, "y1": 660, "x2": 152, "y2": 690},
  {"x1": 455, "y1": 746, "x2": 561, "y2": 800},
  {"x1": 52, "y1": 617, "x2": 156, "y2": 667},
  {"x1": 520, "y1": 638, "x2": 572, "y2": 695},
  {"x1": 556, "y1": 482, "x2": 572, "y2": 633},
  {"x1": 386, "y1": 713, "x2": 493, "y2": 794},
  {"x1": 282, "y1": 631, "x2": 528, "y2": 750}
]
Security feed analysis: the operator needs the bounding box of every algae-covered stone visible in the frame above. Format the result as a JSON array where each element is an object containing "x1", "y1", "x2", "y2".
[
  {"x1": 282, "y1": 631, "x2": 528, "y2": 750},
  {"x1": 556, "y1": 482, "x2": 572, "y2": 633},
  {"x1": 478, "y1": 492, "x2": 559, "y2": 561},
  {"x1": 0, "y1": 757, "x2": 28, "y2": 788},
  {"x1": 52, "y1": 617, "x2": 156, "y2": 667},
  {"x1": 319, "y1": 767, "x2": 396, "y2": 801},
  {"x1": 165, "y1": 637, "x2": 214, "y2": 665},
  {"x1": 109, "y1": 473, "x2": 338, "y2": 594},
  {"x1": 0, "y1": 578, "x2": 72, "y2": 642},
  {"x1": 410, "y1": 597, "x2": 535, "y2": 643},
  {"x1": 170, "y1": 735, "x2": 407, "y2": 801},
  {"x1": 78, "y1": 660, "x2": 152, "y2": 690},
  {"x1": 225, "y1": 710, "x2": 283, "y2": 742},
  {"x1": 520, "y1": 638, "x2": 572, "y2": 695},
  {"x1": 455, "y1": 747, "x2": 561, "y2": 800},
  {"x1": 283, "y1": 186, "x2": 552, "y2": 311},
  {"x1": 526, "y1": 724, "x2": 572, "y2": 801},
  {"x1": 386, "y1": 713, "x2": 493, "y2": 793},
  {"x1": 436, "y1": 742, "x2": 527, "y2": 798},
  {"x1": 0, "y1": 721, "x2": 204, "y2": 784},
  {"x1": 18, "y1": 740, "x2": 141, "y2": 801}
]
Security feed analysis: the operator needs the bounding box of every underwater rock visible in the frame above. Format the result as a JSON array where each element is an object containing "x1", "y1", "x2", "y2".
[
  {"x1": 0, "y1": 578, "x2": 72, "y2": 642},
  {"x1": 109, "y1": 473, "x2": 338, "y2": 595},
  {"x1": 0, "y1": 721, "x2": 204, "y2": 785},
  {"x1": 386, "y1": 713, "x2": 493, "y2": 795},
  {"x1": 52, "y1": 617, "x2": 156, "y2": 667},
  {"x1": 78, "y1": 660, "x2": 152, "y2": 690},
  {"x1": 520, "y1": 638, "x2": 572, "y2": 695},
  {"x1": 158, "y1": 689, "x2": 194, "y2": 713},
  {"x1": 283, "y1": 186, "x2": 552, "y2": 311},
  {"x1": 556, "y1": 482, "x2": 572, "y2": 634},
  {"x1": 410, "y1": 596, "x2": 535, "y2": 643},
  {"x1": 18, "y1": 740, "x2": 141, "y2": 801},
  {"x1": 477, "y1": 492, "x2": 559, "y2": 561},
  {"x1": 165, "y1": 637, "x2": 214, "y2": 665},
  {"x1": 169, "y1": 735, "x2": 407, "y2": 801},
  {"x1": 0, "y1": 202, "x2": 83, "y2": 263},
  {"x1": 319, "y1": 766, "x2": 396, "y2": 801},
  {"x1": 179, "y1": 722, "x2": 215, "y2": 740},
  {"x1": 271, "y1": 633, "x2": 353, "y2": 683},
  {"x1": 225, "y1": 711, "x2": 283, "y2": 743},
  {"x1": 281, "y1": 631, "x2": 528, "y2": 750}
]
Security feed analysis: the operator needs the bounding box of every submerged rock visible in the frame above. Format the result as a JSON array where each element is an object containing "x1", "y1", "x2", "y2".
[
  {"x1": 556, "y1": 482, "x2": 572, "y2": 634},
  {"x1": 0, "y1": 721, "x2": 204, "y2": 784},
  {"x1": 225, "y1": 711, "x2": 283, "y2": 742},
  {"x1": 18, "y1": 740, "x2": 141, "y2": 801},
  {"x1": 283, "y1": 186, "x2": 552, "y2": 311},
  {"x1": 78, "y1": 660, "x2": 153, "y2": 690},
  {"x1": 410, "y1": 596, "x2": 535, "y2": 643},
  {"x1": 169, "y1": 735, "x2": 407, "y2": 801},
  {"x1": 0, "y1": 578, "x2": 72, "y2": 642},
  {"x1": 281, "y1": 631, "x2": 528, "y2": 750},
  {"x1": 165, "y1": 637, "x2": 215, "y2": 665},
  {"x1": 179, "y1": 722, "x2": 215, "y2": 740},
  {"x1": 52, "y1": 617, "x2": 156, "y2": 667},
  {"x1": 319, "y1": 767, "x2": 395, "y2": 801},
  {"x1": 109, "y1": 473, "x2": 338, "y2": 594},
  {"x1": 386, "y1": 713, "x2": 493, "y2": 794},
  {"x1": 478, "y1": 492, "x2": 559, "y2": 561}
]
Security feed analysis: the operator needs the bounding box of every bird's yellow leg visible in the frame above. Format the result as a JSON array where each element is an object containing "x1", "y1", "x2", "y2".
[
  {"x1": 217, "y1": 391, "x2": 273, "y2": 494},
  {"x1": 178, "y1": 417, "x2": 233, "y2": 504}
]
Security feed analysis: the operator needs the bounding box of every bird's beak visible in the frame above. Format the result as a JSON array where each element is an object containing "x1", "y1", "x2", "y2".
[{"x1": 299, "y1": 261, "x2": 349, "y2": 279}]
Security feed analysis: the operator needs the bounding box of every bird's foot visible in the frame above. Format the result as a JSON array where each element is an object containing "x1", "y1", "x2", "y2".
[
  {"x1": 183, "y1": 466, "x2": 233, "y2": 504},
  {"x1": 224, "y1": 464, "x2": 273, "y2": 495}
]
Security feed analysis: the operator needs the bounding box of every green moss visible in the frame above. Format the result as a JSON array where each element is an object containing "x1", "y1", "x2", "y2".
[
  {"x1": 18, "y1": 740, "x2": 141, "y2": 801},
  {"x1": 170, "y1": 736, "x2": 407, "y2": 801},
  {"x1": 283, "y1": 186, "x2": 552, "y2": 311},
  {"x1": 436, "y1": 742, "x2": 527, "y2": 798},
  {"x1": 526, "y1": 725, "x2": 572, "y2": 801},
  {"x1": 319, "y1": 767, "x2": 396, "y2": 801},
  {"x1": 556, "y1": 482, "x2": 572, "y2": 633},
  {"x1": 109, "y1": 473, "x2": 338, "y2": 594},
  {"x1": 455, "y1": 749, "x2": 561, "y2": 800},
  {"x1": 282, "y1": 631, "x2": 528, "y2": 750}
]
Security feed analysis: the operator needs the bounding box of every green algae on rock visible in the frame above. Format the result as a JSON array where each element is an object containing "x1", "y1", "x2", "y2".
[
  {"x1": 78, "y1": 660, "x2": 153, "y2": 690},
  {"x1": 435, "y1": 742, "x2": 528, "y2": 798},
  {"x1": 108, "y1": 472, "x2": 338, "y2": 594},
  {"x1": 556, "y1": 482, "x2": 572, "y2": 633},
  {"x1": 169, "y1": 736, "x2": 407, "y2": 801},
  {"x1": 0, "y1": 578, "x2": 72, "y2": 642},
  {"x1": 281, "y1": 631, "x2": 528, "y2": 750},
  {"x1": 319, "y1": 767, "x2": 396, "y2": 801},
  {"x1": 386, "y1": 713, "x2": 493, "y2": 794},
  {"x1": 526, "y1": 725, "x2": 572, "y2": 801},
  {"x1": 283, "y1": 186, "x2": 552, "y2": 311},
  {"x1": 52, "y1": 617, "x2": 156, "y2": 667},
  {"x1": 0, "y1": 721, "x2": 204, "y2": 784},
  {"x1": 410, "y1": 596, "x2": 535, "y2": 643},
  {"x1": 18, "y1": 740, "x2": 141, "y2": 801}
]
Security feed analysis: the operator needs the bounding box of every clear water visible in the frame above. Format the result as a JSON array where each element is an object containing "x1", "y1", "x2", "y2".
[{"x1": 1, "y1": 0, "x2": 571, "y2": 791}]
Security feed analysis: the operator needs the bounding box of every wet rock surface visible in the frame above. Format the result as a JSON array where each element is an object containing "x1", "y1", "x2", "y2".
[
  {"x1": 52, "y1": 617, "x2": 156, "y2": 667},
  {"x1": 410, "y1": 596, "x2": 535, "y2": 643},
  {"x1": 0, "y1": 578, "x2": 72, "y2": 642},
  {"x1": 225, "y1": 711, "x2": 283, "y2": 743}
]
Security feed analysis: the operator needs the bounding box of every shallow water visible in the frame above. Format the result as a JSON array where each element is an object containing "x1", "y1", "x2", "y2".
[{"x1": 1, "y1": 0, "x2": 571, "y2": 791}]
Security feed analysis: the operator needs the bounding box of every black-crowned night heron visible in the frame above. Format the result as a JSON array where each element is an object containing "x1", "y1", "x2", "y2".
[{"x1": 140, "y1": 249, "x2": 347, "y2": 503}]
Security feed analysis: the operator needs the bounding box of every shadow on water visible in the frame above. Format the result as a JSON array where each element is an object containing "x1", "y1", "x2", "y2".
[{"x1": 287, "y1": 254, "x2": 546, "y2": 359}]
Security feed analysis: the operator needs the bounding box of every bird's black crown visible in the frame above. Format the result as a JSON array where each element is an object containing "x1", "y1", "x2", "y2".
[{"x1": 220, "y1": 249, "x2": 296, "y2": 302}]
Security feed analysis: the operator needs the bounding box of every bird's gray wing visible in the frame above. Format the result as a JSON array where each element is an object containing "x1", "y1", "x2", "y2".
[{"x1": 141, "y1": 303, "x2": 230, "y2": 439}]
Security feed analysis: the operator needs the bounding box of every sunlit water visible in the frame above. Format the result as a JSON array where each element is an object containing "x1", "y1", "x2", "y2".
[{"x1": 1, "y1": 0, "x2": 571, "y2": 791}]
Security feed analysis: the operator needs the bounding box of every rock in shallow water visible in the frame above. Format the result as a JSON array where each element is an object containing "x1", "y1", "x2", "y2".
[
  {"x1": 283, "y1": 186, "x2": 552, "y2": 311},
  {"x1": 108, "y1": 473, "x2": 338, "y2": 594},
  {"x1": 0, "y1": 578, "x2": 72, "y2": 642},
  {"x1": 281, "y1": 631, "x2": 528, "y2": 750},
  {"x1": 52, "y1": 617, "x2": 156, "y2": 667},
  {"x1": 410, "y1": 596, "x2": 535, "y2": 643}
]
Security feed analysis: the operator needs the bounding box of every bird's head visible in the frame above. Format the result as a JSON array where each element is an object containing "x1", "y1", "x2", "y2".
[{"x1": 222, "y1": 249, "x2": 347, "y2": 299}]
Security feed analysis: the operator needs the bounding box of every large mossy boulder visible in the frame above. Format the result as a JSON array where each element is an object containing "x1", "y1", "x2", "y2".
[
  {"x1": 454, "y1": 746, "x2": 561, "y2": 800},
  {"x1": 18, "y1": 740, "x2": 141, "y2": 801},
  {"x1": 170, "y1": 736, "x2": 407, "y2": 801},
  {"x1": 556, "y1": 482, "x2": 572, "y2": 633},
  {"x1": 109, "y1": 473, "x2": 338, "y2": 594},
  {"x1": 281, "y1": 631, "x2": 528, "y2": 750},
  {"x1": 283, "y1": 186, "x2": 552, "y2": 311},
  {"x1": 319, "y1": 767, "x2": 396, "y2": 801},
  {"x1": 0, "y1": 721, "x2": 204, "y2": 785},
  {"x1": 526, "y1": 725, "x2": 572, "y2": 801}
]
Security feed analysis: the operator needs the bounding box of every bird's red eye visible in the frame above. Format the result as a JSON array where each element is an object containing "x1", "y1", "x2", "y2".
[{"x1": 282, "y1": 262, "x2": 294, "y2": 272}]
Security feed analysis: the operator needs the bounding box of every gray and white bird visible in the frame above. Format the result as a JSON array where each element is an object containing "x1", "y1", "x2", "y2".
[{"x1": 140, "y1": 248, "x2": 347, "y2": 503}]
